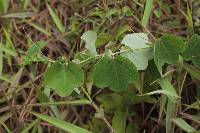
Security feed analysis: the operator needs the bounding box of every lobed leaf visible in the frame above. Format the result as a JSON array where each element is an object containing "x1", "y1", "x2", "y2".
[
  {"x1": 154, "y1": 34, "x2": 185, "y2": 75},
  {"x1": 92, "y1": 55, "x2": 138, "y2": 92},
  {"x1": 183, "y1": 35, "x2": 200, "y2": 68},
  {"x1": 44, "y1": 61, "x2": 84, "y2": 97}
]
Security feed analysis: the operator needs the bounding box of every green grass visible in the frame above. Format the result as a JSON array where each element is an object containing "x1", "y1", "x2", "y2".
[{"x1": 0, "y1": 1, "x2": 200, "y2": 133}]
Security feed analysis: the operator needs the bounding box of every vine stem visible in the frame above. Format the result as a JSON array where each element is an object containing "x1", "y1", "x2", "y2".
[
  {"x1": 81, "y1": 87, "x2": 115, "y2": 133},
  {"x1": 79, "y1": 47, "x2": 151, "y2": 64}
]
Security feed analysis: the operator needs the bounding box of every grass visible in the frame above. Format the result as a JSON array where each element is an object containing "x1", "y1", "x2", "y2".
[{"x1": 0, "y1": 0, "x2": 200, "y2": 133}]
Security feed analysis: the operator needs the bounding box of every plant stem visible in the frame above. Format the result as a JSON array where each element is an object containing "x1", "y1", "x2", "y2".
[{"x1": 80, "y1": 87, "x2": 115, "y2": 133}]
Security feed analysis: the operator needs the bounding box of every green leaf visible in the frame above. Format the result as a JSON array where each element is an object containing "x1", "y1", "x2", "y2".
[
  {"x1": 112, "y1": 108, "x2": 127, "y2": 133},
  {"x1": 93, "y1": 55, "x2": 138, "y2": 92},
  {"x1": 172, "y1": 118, "x2": 196, "y2": 132},
  {"x1": 121, "y1": 46, "x2": 153, "y2": 70},
  {"x1": 115, "y1": 25, "x2": 130, "y2": 40},
  {"x1": 96, "y1": 32, "x2": 113, "y2": 47},
  {"x1": 81, "y1": 30, "x2": 97, "y2": 55},
  {"x1": 154, "y1": 34, "x2": 185, "y2": 75},
  {"x1": 0, "y1": 0, "x2": 10, "y2": 13},
  {"x1": 121, "y1": 33, "x2": 149, "y2": 49},
  {"x1": 183, "y1": 35, "x2": 200, "y2": 68},
  {"x1": 31, "y1": 112, "x2": 93, "y2": 133},
  {"x1": 44, "y1": 61, "x2": 84, "y2": 97},
  {"x1": 126, "y1": 123, "x2": 139, "y2": 133},
  {"x1": 27, "y1": 41, "x2": 48, "y2": 57},
  {"x1": 46, "y1": 3, "x2": 65, "y2": 33}
]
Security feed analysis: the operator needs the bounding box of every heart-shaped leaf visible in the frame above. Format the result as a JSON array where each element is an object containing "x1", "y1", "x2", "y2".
[
  {"x1": 92, "y1": 55, "x2": 138, "y2": 92},
  {"x1": 44, "y1": 61, "x2": 84, "y2": 97},
  {"x1": 154, "y1": 34, "x2": 185, "y2": 75},
  {"x1": 183, "y1": 35, "x2": 200, "y2": 68}
]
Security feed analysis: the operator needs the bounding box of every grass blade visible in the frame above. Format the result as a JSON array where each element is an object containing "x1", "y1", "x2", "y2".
[
  {"x1": 2, "y1": 12, "x2": 35, "y2": 18},
  {"x1": 172, "y1": 118, "x2": 196, "y2": 132},
  {"x1": 187, "y1": 3, "x2": 194, "y2": 35},
  {"x1": 31, "y1": 112, "x2": 93, "y2": 133},
  {"x1": 21, "y1": 118, "x2": 40, "y2": 133},
  {"x1": 158, "y1": 77, "x2": 179, "y2": 102},
  {"x1": 18, "y1": 99, "x2": 92, "y2": 107},
  {"x1": 166, "y1": 99, "x2": 176, "y2": 133},
  {"x1": 183, "y1": 63, "x2": 200, "y2": 81},
  {"x1": 27, "y1": 22, "x2": 52, "y2": 36},
  {"x1": 0, "y1": 118, "x2": 12, "y2": 133},
  {"x1": 0, "y1": 42, "x2": 3, "y2": 77},
  {"x1": 46, "y1": 3, "x2": 65, "y2": 33},
  {"x1": 141, "y1": 0, "x2": 154, "y2": 28}
]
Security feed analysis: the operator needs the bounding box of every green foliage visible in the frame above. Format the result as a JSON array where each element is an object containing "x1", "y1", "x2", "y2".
[
  {"x1": 3, "y1": 1, "x2": 200, "y2": 133},
  {"x1": 183, "y1": 35, "x2": 200, "y2": 68},
  {"x1": 44, "y1": 61, "x2": 84, "y2": 97},
  {"x1": 172, "y1": 118, "x2": 196, "y2": 132},
  {"x1": 81, "y1": 30, "x2": 97, "y2": 55},
  {"x1": 112, "y1": 108, "x2": 127, "y2": 133},
  {"x1": 27, "y1": 41, "x2": 48, "y2": 57},
  {"x1": 121, "y1": 33, "x2": 149, "y2": 49},
  {"x1": 154, "y1": 34, "x2": 185, "y2": 75},
  {"x1": 92, "y1": 55, "x2": 138, "y2": 92},
  {"x1": 121, "y1": 46, "x2": 153, "y2": 70},
  {"x1": 20, "y1": 29, "x2": 200, "y2": 132},
  {"x1": 0, "y1": 0, "x2": 10, "y2": 13},
  {"x1": 46, "y1": 3, "x2": 65, "y2": 33}
]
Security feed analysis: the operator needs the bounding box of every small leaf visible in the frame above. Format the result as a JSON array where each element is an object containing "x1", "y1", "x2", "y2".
[
  {"x1": 27, "y1": 41, "x2": 48, "y2": 57},
  {"x1": 93, "y1": 55, "x2": 138, "y2": 92},
  {"x1": 46, "y1": 3, "x2": 65, "y2": 33},
  {"x1": 44, "y1": 61, "x2": 84, "y2": 97},
  {"x1": 121, "y1": 46, "x2": 153, "y2": 70},
  {"x1": 31, "y1": 112, "x2": 93, "y2": 133},
  {"x1": 183, "y1": 35, "x2": 200, "y2": 68},
  {"x1": 81, "y1": 30, "x2": 97, "y2": 55},
  {"x1": 154, "y1": 34, "x2": 185, "y2": 75},
  {"x1": 115, "y1": 25, "x2": 130, "y2": 40},
  {"x1": 172, "y1": 118, "x2": 196, "y2": 132},
  {"x1": 96, "y1": 32, "x2": 113, "y2": 47},
  {"x1": 112, "y1": 108, "x2": 127, "y2": 133},
  {"x1": 121, "y1": 33, "x2": 149, "y2": 49}
]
